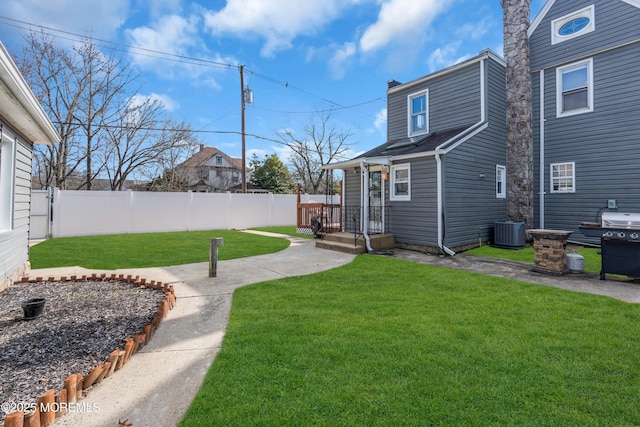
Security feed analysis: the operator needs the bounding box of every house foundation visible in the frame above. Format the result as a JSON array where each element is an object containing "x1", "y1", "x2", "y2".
[{"x1": 0, "y1": 261, "x2": 30, "y2": 292}]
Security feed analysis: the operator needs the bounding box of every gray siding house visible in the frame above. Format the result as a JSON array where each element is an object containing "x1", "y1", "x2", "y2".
[
  {"x1": 327, "y1": 50, "x2": 507, "y2": 254},
  {"x1": 529, "y1": 0, "x2": 640, "y2": 243},
  {"x1": 0, "y1": 42, "x2": 60, "y2": 290}
]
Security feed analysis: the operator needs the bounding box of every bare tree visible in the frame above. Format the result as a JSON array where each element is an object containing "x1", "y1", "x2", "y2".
[
  {"x1": 502, "y1": 0, "x2": 534, "y2": 228},
  {"x1": 72, "y1": 40, "x2": 136, "y2": 189},
  {"x1": 18, "y1": 32, "x2": 143, "y2": 190},
  {"x1": 137, "y1": 120, "x2": 201, "y2": 191},
  {"x1": 19, "y1": 33, "x2": 85, "y2": 189},
  {"x1": 276, "y1": 111, "x2": 354, "y2": 194}
]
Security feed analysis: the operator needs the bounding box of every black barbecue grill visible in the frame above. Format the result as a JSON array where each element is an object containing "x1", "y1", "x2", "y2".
[{"x1": 588, "y1": 212, "x2": 640, "y2": 280}]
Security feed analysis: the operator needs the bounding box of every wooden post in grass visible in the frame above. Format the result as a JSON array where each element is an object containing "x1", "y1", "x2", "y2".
[{"x1": 209, "y1": 238, "x2": 224, "y2": 277}]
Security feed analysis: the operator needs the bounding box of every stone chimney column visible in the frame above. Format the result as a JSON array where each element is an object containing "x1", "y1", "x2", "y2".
[{"x1": 502, "y1": 0, "x2": 533, "y2": 229}]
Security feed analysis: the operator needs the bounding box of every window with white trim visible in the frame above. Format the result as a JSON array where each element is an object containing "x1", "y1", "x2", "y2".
[
  {"x1": 0, "y1": 125, "x2": 16, "y2": 231},
  {"x1": 215, "y1": 156, "x2": 222, "y2": 165},
  {"x1": 551, "y1": 5, "x2": 595, "y2": 45},
  {"x1": 390, "y1": 164, "x2": 411, "y2": 201},
  {"x1": 496, "y1": 165, "x2": 506, "y2": 198},
  {"x1": 408, "y1": 90, "x2": 428, "y2": 136},
  {"x1": 557, "y1": 59, "x2": 594, "y2": 117},
  {"x1": 550, "y1": 162, "x2": 575, "y2": 193}
]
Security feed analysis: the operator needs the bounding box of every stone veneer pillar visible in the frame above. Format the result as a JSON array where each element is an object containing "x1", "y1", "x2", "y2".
[{"x1": 527, "y1": 229, "x2": 573, "y2": 275}]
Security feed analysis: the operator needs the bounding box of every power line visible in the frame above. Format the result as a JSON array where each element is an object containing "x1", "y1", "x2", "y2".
[
  {"x1": 252, "y1": 97, "x2": 384, "y2": 115},
  {"x1": 0, "y1": 15, "x2": 235, "y2": 70},
  {"x1": 0, "y1": 15, "x2": 382, "y2": 121},
  {"x1": 51, "y1": 120, "x2": 285, "y2": 145}
]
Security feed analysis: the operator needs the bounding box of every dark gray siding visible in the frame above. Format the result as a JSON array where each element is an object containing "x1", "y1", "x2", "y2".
[
  {"x1": 532, "y1": 39, "x2": 640, "y2": 242},
  {"x1": 443, "y1": 58, "x2": 508, "y2": 248},
  {"x1": 386, "y1": 158, "x2": 439, "y2": 247},
  {"x1": 387, "y1": 63, "x2": 482, "y2": 141},
  {"x1": 532, "y1": 72, "x2": 542, "y2": 230},
  {"x1": 343, "y1": 167, "x2": 361, "y2": 208},
  {"x1": 530, "y1": 0, "x2": 640, "y2": 71}
]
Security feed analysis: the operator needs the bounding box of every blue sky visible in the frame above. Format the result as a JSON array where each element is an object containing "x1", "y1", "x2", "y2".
[{"x1": 0, "y1": 0, "x2": 546, "y2": 165}]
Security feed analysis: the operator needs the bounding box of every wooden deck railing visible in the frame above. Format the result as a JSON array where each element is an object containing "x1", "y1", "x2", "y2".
[
  {"x1": 296, "y1": 203, "x2": 342, "y2": 234},
  {"x1": 296, "y1": 185, "x2": 342, "y2": 235}
]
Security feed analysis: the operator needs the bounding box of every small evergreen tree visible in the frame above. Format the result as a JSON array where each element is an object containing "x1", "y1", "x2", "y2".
[{"x1": 249, "y1": 154, "x2": 295, "y2": 194}]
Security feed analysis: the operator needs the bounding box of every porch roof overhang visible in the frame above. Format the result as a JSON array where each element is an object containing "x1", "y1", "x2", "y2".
[
  {"x1": 322, "y1": 123, "x2": 477, "y2": 171},
  {"x1": 323, "y1": 156, "x2": 390, "y2": 170}
]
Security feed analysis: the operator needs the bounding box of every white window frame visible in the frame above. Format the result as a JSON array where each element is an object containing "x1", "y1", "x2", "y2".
[
  {"x1": 407, "y1": 90, "x2": 428, "y2": 137},
  {"x1": 496, "y1": 165, "x2": 506, "y2": 199},
  {"x1": 550, "y1": 162, "x2": 576, "y2": 193},
  {"x1": 556, "y1": 58, "x2": 594, "y2": 118},
  {"x1": 215, "y1": 156, "x2": 222, "y2": 165},
  {"x1": 0, "y1": 126, "x2": 16, "y2": 232},
  {"x1": 390, "y1": 163, "x2": 411, "y2": 201},
  {"x1": 551, "y1": 5, "x2": 595, "y2": 45}
]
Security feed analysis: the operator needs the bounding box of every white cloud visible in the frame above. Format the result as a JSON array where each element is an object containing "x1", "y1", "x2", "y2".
[
  {"x1": 203, "y1": 0, "x2": 367, "y2": 57},
  {"x1": 427, "y1": 43, "x2": 470, "y2": 73},
  {"x1": 374, "y1": 108, "x2": 387, "y2": 134},
  {"x1": 125, "y1": 14, "x2": 238, "y2": 86},
  {"x1": 328, "y1": 42, "x2": 357, "y2": 80},
  {"x1": 4, "y1": 0, "x2": 129, "y2": 41},
  {"x1": 359, "y1": 0, "x2": 453, "y2": 53},
  {"x1": 455, "y1": 18, "x2": 493, "y2": 41},
  {"x1": 129, "y1": 93, "x2": 178, "y2": 112},
  {"x1": 125, "y1": 14, "x2": 200, "y2": 67}
]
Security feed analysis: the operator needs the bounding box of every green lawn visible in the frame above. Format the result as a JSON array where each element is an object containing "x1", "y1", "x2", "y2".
[
  {"x1": 29, "y1": 230, "x2": 290, "y2": 269},
  {"x1": 467, "y1": 245, "x2": 601, "y2": 273},
  {"x1": 180, "y1": 255, "x2": 640, "y2": 426}
]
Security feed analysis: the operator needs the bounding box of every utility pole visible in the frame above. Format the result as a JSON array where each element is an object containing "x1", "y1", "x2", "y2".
[{"x1": 240, "y1": 65, "x2": 247, "y2": 193}]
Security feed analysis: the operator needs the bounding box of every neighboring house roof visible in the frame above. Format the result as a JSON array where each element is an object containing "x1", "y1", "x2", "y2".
[
  {"x1": 0, "y1": 42, "x2": 59, "y2": 145},
  {"x1": 179, "y1": 146, "x2": 244, "y2": 170}
]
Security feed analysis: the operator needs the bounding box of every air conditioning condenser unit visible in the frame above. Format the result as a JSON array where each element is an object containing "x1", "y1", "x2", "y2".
[{"x1": 493, "y1": 221, "x2": 526, "y2": 249}]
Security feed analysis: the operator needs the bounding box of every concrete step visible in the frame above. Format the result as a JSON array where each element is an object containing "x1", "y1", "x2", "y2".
[
  {"x1": 322, "y1": 232, "x2": 367, "y2": 246},
  {"x1": 315, "y1": 240, "x2": 367, "y2": 255},
  {"x1": 322, "y1": 232, "x2": 396, "y2": 251}
]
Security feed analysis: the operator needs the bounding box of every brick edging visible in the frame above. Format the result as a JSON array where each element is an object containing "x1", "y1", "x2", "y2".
[{"x1": 3, "y1": 275, "x2": 176, "y2": 427}]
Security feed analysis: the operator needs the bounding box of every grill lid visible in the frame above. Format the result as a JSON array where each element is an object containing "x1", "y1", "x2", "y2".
[{"x1": 601, "y1": 212, "x2": 640, "y2": 229}]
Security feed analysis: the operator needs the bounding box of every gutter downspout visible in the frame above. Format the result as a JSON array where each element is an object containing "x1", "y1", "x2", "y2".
[
  {"x1": 360, "y1": 160, "x2": 374, "y2": 252},
  {"x1": 539, "y1": 70, "x2": 545, "y2": 229},
  {"x1": 436, "y1": 153, "x2": 456, "y2": 256}
]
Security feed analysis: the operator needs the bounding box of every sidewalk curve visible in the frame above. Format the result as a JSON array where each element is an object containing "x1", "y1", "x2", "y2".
[{"x1": 31, "y1": 232, "x2": 355, "y2": 427}]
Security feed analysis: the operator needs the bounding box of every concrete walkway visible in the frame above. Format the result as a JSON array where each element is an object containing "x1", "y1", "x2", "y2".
[
  {"x1": 27, "y1": 233, "x2": 640, "y2": 427},
  {"x1": 31, "y1": 232, "x2": 356, "y2": 427}
]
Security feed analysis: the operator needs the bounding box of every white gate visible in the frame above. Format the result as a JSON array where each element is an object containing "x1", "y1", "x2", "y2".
[{"x1": 30, "y1": 189, "x2": 51, "y2": 240}]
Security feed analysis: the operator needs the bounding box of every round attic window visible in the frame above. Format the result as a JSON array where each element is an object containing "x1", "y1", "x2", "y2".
[{"x1": 558, "y1": 17, "x2": 591, "y2": 36}]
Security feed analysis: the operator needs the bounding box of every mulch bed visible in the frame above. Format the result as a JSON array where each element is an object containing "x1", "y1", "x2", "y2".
[{"x1": 0, "y1": 277, "x2": 170, "y2": 423}]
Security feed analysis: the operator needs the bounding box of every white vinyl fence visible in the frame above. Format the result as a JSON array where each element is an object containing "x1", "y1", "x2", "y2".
[
  {"x1": 30, "y1": 189, "x2": 52, "y2": 239},
  {"x1": 50, "y1": 189, "x2": 338, "y2": 238}
]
